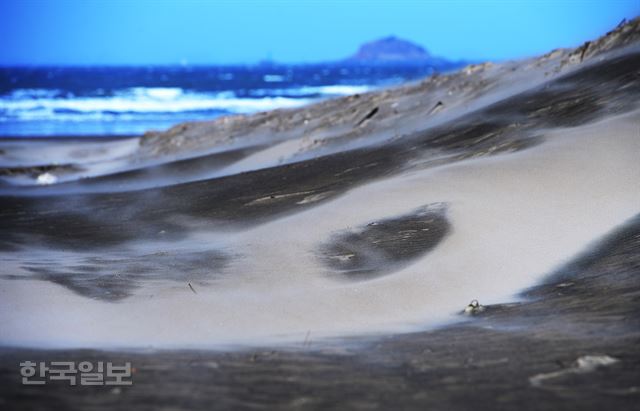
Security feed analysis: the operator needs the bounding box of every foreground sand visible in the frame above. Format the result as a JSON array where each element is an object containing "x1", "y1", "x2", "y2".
[
  {"x1": 0, "y1": 18, "x2": 639, "y2": 409},
  {"x1": 2, "y1": 214, "x2": 639, "y2": 409}
]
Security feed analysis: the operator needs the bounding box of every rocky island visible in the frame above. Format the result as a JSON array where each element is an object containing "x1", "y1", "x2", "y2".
[{"x1": 345, "y1": 35, "x2": 454, "y2": 66}]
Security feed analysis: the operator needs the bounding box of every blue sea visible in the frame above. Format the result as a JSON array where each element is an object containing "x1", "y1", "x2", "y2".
[{"x1": 0, "y1": 65, "x2": 440, "y2": 137}]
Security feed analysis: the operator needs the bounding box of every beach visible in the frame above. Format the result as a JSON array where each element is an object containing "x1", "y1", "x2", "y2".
[{"x1": 0, "y1": 18, "x2": 639, "y2": 410}]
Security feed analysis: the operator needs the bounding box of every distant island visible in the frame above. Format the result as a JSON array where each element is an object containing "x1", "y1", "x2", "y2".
[
  {"x1": 344, "y1": 36, "x2": 458, "y2": 67},
  {"x1": 254, "y1": 36, "x2": 463, "y2": 68}
]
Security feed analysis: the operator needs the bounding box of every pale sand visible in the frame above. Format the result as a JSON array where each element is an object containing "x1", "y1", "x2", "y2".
[{"x1": 1, "y1": 109, "x2": 638, "y2": 349}]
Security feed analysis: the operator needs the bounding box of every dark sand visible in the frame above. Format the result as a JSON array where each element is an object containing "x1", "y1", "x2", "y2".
[{"x1": 320, "y1": 203, "x2": 450, "y2": 279}]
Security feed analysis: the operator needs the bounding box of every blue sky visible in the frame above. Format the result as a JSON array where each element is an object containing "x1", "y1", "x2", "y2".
[{"x1": 1, "y1": 0, "x2": 637, "y2": 65}]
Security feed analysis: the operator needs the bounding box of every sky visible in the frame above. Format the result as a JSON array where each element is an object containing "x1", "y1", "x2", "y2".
[{"x1": 0, "y1": 0, "x2": 638, "y2": 65}]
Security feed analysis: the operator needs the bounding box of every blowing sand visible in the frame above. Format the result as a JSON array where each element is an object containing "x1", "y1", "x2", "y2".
[{"x1": 1, "y1": 109, "x2": 638, "y2": 349}]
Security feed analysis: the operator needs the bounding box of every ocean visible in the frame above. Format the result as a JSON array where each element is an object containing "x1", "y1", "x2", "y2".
[{"x1": 0, "y1": 65, "x2": 437, "y2": 137}]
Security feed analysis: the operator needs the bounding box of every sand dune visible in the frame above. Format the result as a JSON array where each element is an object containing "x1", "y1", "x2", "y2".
[
  {"x1": 0, "y1": 20, "x2": 639, "y2": 349},
  {"x1": 0, "y1": 108, "x2": 638, "y2": 348}
]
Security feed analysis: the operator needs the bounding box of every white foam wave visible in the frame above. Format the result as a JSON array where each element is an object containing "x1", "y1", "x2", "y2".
[
  {"x1": 0, "y1": 85, "x2": 374, "y2": 123},
  {"x1": 0, "y1": 88, "x2": 312, "y2": 120},
  {"x1": 129, "y1": 87, "x2": 184, "y2": 100},
  {"x1": 249, "y1": 84, "x2": 373, "y2": 97}
]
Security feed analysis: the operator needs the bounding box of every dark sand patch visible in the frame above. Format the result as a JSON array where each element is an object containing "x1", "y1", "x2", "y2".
[
  {"x1": 3, "y1": 249, "x2": 228, "y2": 301},
  {"x1": 320, "y1": 203, "x2": 449, "y2": 279}
]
